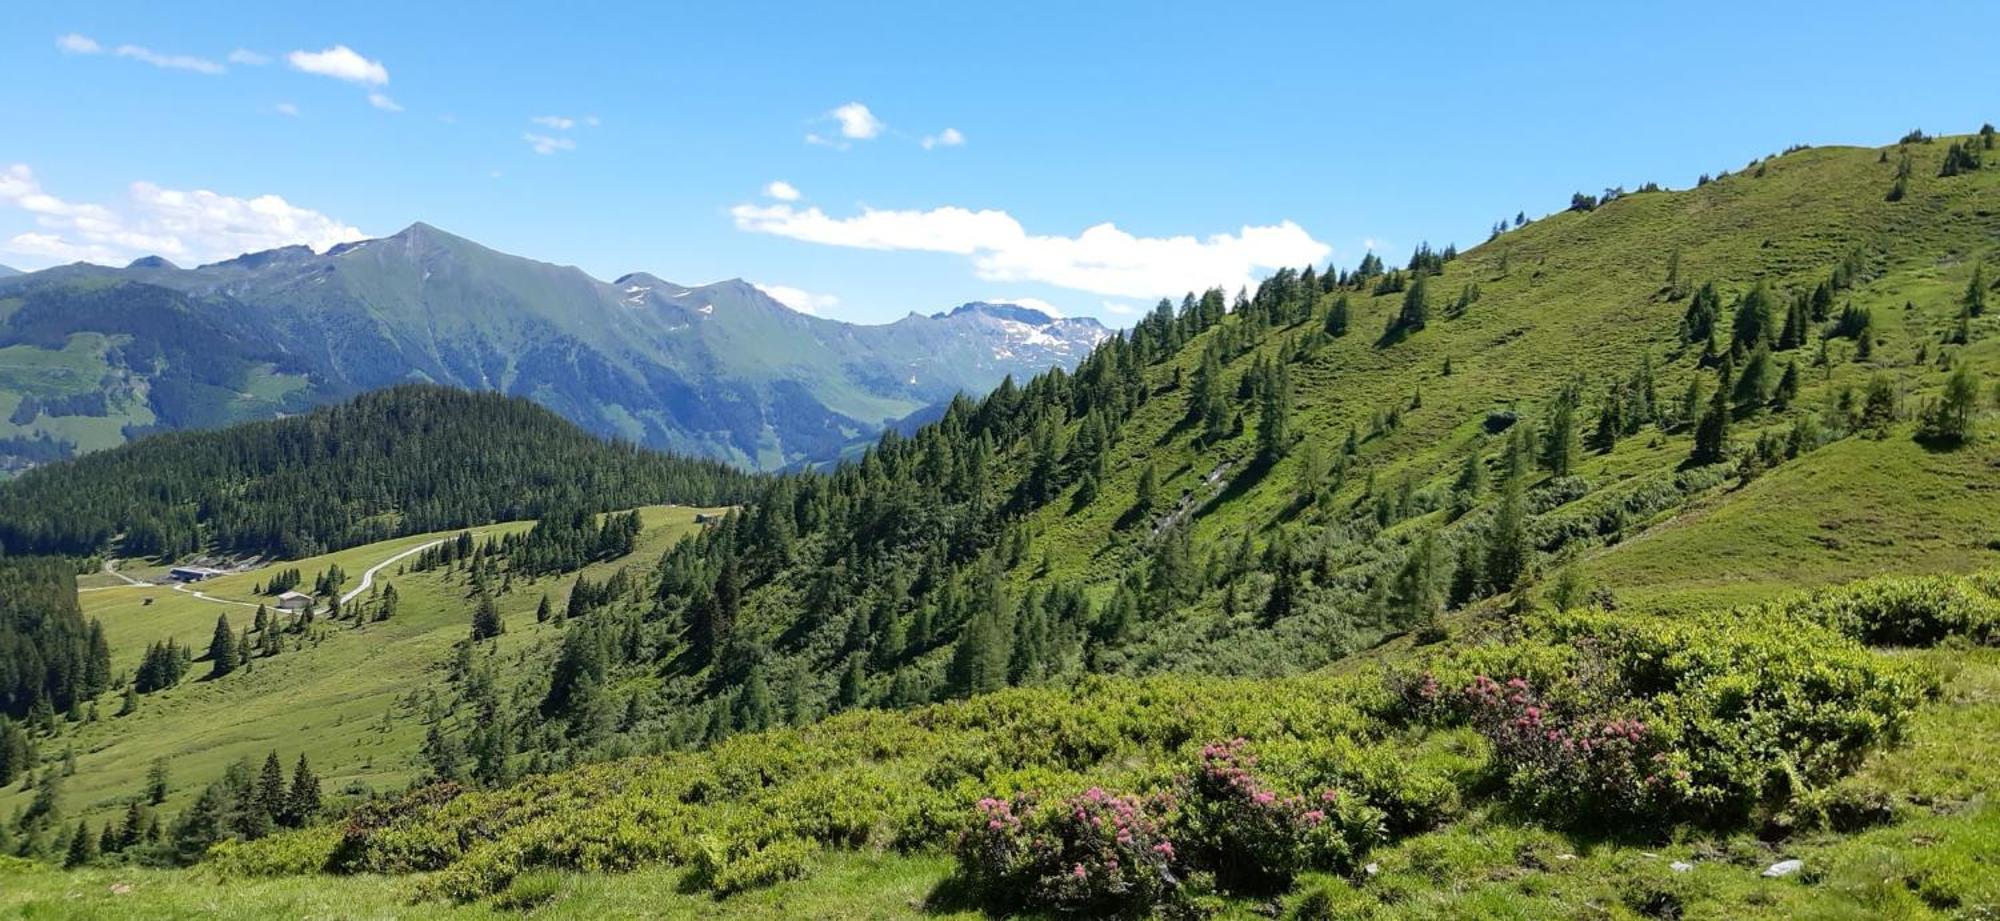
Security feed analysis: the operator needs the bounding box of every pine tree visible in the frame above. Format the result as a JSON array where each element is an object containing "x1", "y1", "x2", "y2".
[
  {"x1": 1388, "y1": 533, "x2": 1443, "y2": 630},
  {"x1": 1256, "y1": 361, "x2": 1294, "y2": 464},
  {"x1": 1133, "y1": 463, "x2": 1159, "y2": 524},
  {"x1": 1541, "y1": 384, "x2": 1581, "y2": 477},
  {"x1": 256, "y1": 752, "x2": 286, "y2": 825},
  {"x1": 285, "y1": 754, "x2": 321, "y2": 827},
  {"x1": 1324, "y1": 294, "x2": 1351, "y2": 337},
  {"x1": 64, "y1": 818, "x2": 96, "y2": 867},
  {"x1": 836, "y1": 655, "x2": 865, "y2": 711},
  {"x1": 535, "y1": 594, "x2": 552, "y2": 624},
  {"x1": 469, "y1": 592, "x2": 504, "y2": 641},
  {"x1": 1966, "y1": 264, "x2": 1988, "y2": 318},
  {"x1": 147, "y1": 757, "x2": 170, "y2": 804},
  {"x1": 1918, "y1": 361, "x2": 1981, "y2": 445},
  {"x1": 1692, "y1": 380, "x2": 1732, "y2": 465},
  {"x1": 1485, "y1": 471, "x2": 1530, "y2": 593},
  {"x1": 207, "y1": 614, "x2": 235, "y2": 678}
]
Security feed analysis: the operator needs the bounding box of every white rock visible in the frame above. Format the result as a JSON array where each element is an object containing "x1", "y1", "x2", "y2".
[
  {"x1": 1762, "y1": 859, "x2": 1803, "y2": 878},
  {"x1": 1670, "y1": 860, "x2": 1694, "y2": 873},
  {"x1": 1364, "y1": 862, "x2": 1380, "y2": 876}
]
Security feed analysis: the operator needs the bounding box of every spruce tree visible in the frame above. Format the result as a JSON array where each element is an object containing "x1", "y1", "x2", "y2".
[
  {"x1": 256, "y1": 752, "x2": 286, "y2": 824},
  {"x1": 469, "y1": 593, "x2": 504, "y2": 641},
  {"x1": 1325, "y1": 294, "x2": 1351, "y2": 337},
  {"x1": 146, "y1": 757, "x2": 170, "y2": 804},
  {"x1": 207, "y1": 614, "x2": 236, "y2": 678},
  {"x1": 1485, "y1": 471, "x2": 1530, "y2": 593},
  {"x1": 1256, "y1": 361, "x2": 1294, "y2": 464},
  {"x1": 64, "y1": 818, "x2": 96, "y2": 867},
  {"x1": 285, "y1": 754, "x2": 321, "y2": 827},
  {"x1": 1966, "y1": 264, "x2": 1988, "y2": 318},
  {"x1": 1541, "y1": 385, "x2": 1581, "y2": 477},
  {"x1": 1692, "y1": 383, "x2": 1732, "y2": 465}
]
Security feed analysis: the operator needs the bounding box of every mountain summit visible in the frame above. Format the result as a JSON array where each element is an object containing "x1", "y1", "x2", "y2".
[{"x1": 0, "y1": 226, "x2": 1110, "y2": 469}]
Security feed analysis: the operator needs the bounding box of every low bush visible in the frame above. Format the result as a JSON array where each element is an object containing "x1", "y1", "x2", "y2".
[
  {"x1": 1175, "y1": 739, "x2": 1383, "y2": 893},
  {"x1": 955, "y1": 788, "x2": 1178, "y2": 917},
  {"x1": 1776, "y1": 574, "x2": 2000, "y2": 646}
]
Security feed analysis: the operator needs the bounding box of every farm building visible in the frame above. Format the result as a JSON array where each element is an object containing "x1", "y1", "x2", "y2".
[
  {"x1": 168, "y1": 566, "x2": 225, "y2": 583},
  {"x1": 276, "y1": 591, "x2": 315, "y2": 612}
]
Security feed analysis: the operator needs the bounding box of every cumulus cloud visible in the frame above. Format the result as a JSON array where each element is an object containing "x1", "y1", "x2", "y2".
[
  {"x1": 56, "y1": 33, "x2": 101, "y2": 54},
  {"x1": 731, "y1": 202, "x2": 1329, "y2": 300},
  {"x1": 754, "y1": 282, "x2": 839, "y2": 316},
  {"x1": 287, "y1": 45, "x2": 389, "y2": 85},
  {"x1": 921, "y1": 127, "x2": 965, "y2": 150},
  {"x1": 523, "y1": 133, "x2": 575, "y2": 155},
  {"x1": 763, "y1": 180, "x2": 801, "y2": 202},
  {"x1": 830, "y1": 102, "x2": 883, "y2": 139},
  {"x1": 228, "y1": 49, "x2": 269, "y2": 66},
  {"x1": 532, "y1": 115, "x2": 576, "y2": 130},
  {"x1": 367, "y1": 92, "x2": 403, "y2": 112},
  {"x1": 1102, "y1": 301, "x2": 1140, "y2": 316},
  {"x1": 0, "y1": 163, "x2": 365, "y2": 268}
]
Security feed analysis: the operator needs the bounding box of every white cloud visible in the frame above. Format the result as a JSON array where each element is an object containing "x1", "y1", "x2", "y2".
[
  {"x1": 763, "y1": 180, "x2": 801, "y2": 202},
  {"x1": 583, "y1": 114, "x2": 601, "y2": 127},
  {"x1": 0, "y1": 163, "x2": 365, "y2": 268},
  {"x1": 116, "y1": 44, "x2": 225, "y2": 74},
  {"x1": 1102, "y1": 301, "x2": 1139, "y2": 316},
  {"x1": 921, "y1": 127, "x2": 965, "y2": 150},
  {"x1": 286, "y1": 45, "x2": 388, "y2": 85},
  {"x1": 275, "y1": 102, "x2": 300, "y2": 117},
  {"x1": 731, "y1": 201, "x2": 1330, "y2": 301},
  {"x1": 532, "y1": 115, "x2": 576, "y2": 130},
  {"x1": 830, "y1": 102, "x2": 883, "y2": 140},
  {"x1": 754, "y1": 282, "x2": 839, "y2": 316},
  {"x1": 228, "y1": 49, "x2": 269, "y2": 66},
  {"x1": 523, "y1": 133, "x2": 575, "y2": 155},
  {"x1": 804, "y1": 132, "x2": 841, "y2": 149},
  {"x1": 367, "y1": 92, "x2": 403, "y2": 112},
  {"x1": 56, "y1": 33, "x2": 101, "y2": 54}
]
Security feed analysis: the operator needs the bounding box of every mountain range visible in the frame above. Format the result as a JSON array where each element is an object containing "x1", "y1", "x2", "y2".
[{"x1": 0, "y1": 225, "x2": 1108, "y2": 470}]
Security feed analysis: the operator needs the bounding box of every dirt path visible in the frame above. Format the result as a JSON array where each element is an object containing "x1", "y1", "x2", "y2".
[{"x1": 338, "y1": 538, "x2": 446, "y2": 606}]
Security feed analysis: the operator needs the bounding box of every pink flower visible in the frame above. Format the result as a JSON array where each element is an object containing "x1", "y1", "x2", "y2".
[{"x1": 1073, "y1": 863, "x2": 1087, "y2": 879}]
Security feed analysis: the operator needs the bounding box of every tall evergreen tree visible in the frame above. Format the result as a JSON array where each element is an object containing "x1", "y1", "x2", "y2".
[{"x1": 207, "y1": 614, "x2": 236, "y2": 678}]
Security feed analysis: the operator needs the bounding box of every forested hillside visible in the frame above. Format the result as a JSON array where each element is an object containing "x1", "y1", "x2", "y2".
[
  {"x1": 0, "y1": 224, "x2": 1108, "y2": 470},
  {"x1": 0, "y1": 385, "x2": 756, "y2": 560},
  {"x1": 3, "y1": 128, "x2": 1999, "y2": 918},
  {"x1": 546, "y1": 129, "x2": 2000, "y2": 744}
]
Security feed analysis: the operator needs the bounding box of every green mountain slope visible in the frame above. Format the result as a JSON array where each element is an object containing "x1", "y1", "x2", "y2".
[
  {"x1": 2, "y1": 127, "x2": 1998, "y2": 917},
  {"x1": 0, "y1": 224, "x2": 1109, "y2": 470}
]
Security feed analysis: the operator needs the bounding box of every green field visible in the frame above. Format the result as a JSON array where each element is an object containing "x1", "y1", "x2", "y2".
[{"x1": 0, "y1": 506, "x2": 721, "y2": 831}]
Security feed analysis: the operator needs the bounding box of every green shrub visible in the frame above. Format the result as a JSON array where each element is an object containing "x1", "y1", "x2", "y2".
[
  {"x1": 206, "y1": 825, "x2": 342, "y2": 877},
  {"x1": 1777, "y1": 574, "x2": 2000, "y2": 647},
  {"x1": 688, "y1": 834, "x2": 818, "y2": 896}
]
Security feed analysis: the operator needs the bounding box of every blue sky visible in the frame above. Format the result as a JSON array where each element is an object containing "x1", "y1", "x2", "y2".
[{"x1": 3, "y1": 2, "x2": 1995, "y2": 325}]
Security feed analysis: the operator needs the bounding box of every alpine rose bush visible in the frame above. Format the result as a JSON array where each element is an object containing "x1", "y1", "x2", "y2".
[
  {"x1": 1176, "y1": 738, "x2": 1383, "y2": 892},
  {"x1": 956, "y1": 788, "x2": 1178, "y2": 916},
  {"x1": 1456, "y1": 675, "x2": 1680, "y2": 823}
]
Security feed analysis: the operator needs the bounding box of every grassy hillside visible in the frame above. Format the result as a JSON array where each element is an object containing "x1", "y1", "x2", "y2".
[
  {"x1": 3, "y1": 128, "x2": 1998, "y2": 917},
  {"x1": 0, "y1": 505, "x2": 720, "y2": 833}
]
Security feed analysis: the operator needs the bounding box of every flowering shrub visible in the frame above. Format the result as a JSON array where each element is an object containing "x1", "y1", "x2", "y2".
[
  {"x1": 955, "y1": 788, "x2": 1178, "y2": 916},
  {"x1": 1176, "y1": 738, "x2": 1383, "y2": 892},
  {"x1": 1457, "y1": 674, "x2": 1677, "y2": 823}
]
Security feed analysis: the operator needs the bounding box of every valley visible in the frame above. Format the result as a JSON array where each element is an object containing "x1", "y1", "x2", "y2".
[{"x1": 1, "y1": 128, "x2": 1996, "y2": 918}]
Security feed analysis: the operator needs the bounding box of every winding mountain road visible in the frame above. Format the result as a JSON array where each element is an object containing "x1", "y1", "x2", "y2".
[{"x1": 338, "y1": 538, "x2": 446, "y2": 606}]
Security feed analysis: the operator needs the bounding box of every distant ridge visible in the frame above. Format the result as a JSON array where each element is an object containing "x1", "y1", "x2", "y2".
[{"x1": 0, "y1": 223, "x2": 1111, "y2": 470}]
